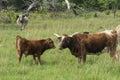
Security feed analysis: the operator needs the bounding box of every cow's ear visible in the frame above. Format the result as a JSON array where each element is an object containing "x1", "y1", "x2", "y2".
[
  {"x1": 16, "y1": 15, "x2": 19, "y2": 20},
  {"x1": 47, "y1": 38, "x2": 52, "y2": 41},
  {"x1": 16, "y1": 35, "x2": 22, "y2": 39},
  {"x1": 23, "y1": 15, "x2": 25, "y2": 17},
  {"x1": 16, "y1": 15, "x2": 19, "y2": 18}
]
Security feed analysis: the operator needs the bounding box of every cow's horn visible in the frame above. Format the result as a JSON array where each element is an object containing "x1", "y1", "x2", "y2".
[
  {"x1": 70, "y1": 32, "x2": 79, "y2": 37},
  {"x1": 54, "y1": 33, "x2": 61, "y2": 37}
]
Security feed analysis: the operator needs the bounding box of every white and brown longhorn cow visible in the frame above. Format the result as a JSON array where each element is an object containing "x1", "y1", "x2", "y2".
[{"x1": 54, "y1": 30, "x2": 118, "y2": 63}]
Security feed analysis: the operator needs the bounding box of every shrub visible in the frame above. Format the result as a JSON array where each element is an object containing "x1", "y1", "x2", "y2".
[
  {"x1": 104, "y1": 10, "x2": 110, "y2": 15},
  {"x1": 0, "y1": 8, "x2": 16, "y2": 24}
]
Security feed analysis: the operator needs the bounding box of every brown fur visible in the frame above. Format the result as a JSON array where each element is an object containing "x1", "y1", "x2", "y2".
[
  {"x1": 16, "y1": 35, "x2": 55, "y2": 64},
  {"x1": 56, "y1": 30, "x2": 118, "y2": 63}
]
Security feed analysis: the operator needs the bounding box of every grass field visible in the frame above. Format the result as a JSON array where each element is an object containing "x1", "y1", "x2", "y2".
[{"x1": 0, "y1": 11, "x2": 120, "y2": 80}]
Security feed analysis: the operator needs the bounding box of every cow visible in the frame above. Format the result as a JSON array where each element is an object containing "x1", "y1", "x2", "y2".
[
  {"x1": 54, "y1": 30, "x2": 118, "y2": 63},
  {"x1": 16, "y1": 14, "x2": 28, "y2": 31},
  {"x1": 16, "y1": 35, "x2": 55, "y2": 64}
]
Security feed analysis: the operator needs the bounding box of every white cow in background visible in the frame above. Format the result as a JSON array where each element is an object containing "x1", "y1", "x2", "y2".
[
  {"x1": 16, "y1": 0, "x2": 39, "y2": 31},
  {"x1": 16, "y1": 14, "x2": 28, "y2": 31}
]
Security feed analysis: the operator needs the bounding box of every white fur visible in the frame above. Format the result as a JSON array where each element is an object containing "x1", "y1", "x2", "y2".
[
  {"x1": 115, "y1": 54, "x2": 119, "y2": 60},
  {"x1": 103, "y1": 30, "x2": 113, "y2": 35},
  {"x1": 61, "y1": 36, "x2": 65, "y2": 41}
]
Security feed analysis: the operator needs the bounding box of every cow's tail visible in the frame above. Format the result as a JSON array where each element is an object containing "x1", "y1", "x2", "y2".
[
  {"x1": 16, "y1": 35, "x2": 22, "y2": 51},
  {"x1": 112, "y1": 30, "x2": 119, "y2": 60},
  {"x1": 16, "y1": 35, "x2": 23, "y2": 60}
]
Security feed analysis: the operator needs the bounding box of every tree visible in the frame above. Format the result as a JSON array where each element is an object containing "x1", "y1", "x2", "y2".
[{"x1": 111, "y1": 0, "x2": 119, "y2": 18}]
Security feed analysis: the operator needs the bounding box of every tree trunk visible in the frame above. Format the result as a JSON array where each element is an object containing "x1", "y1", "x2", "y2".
[
  {"x1": 65, "y1": 0, "x2": 70, "y2": 10},
  {"x1": 27, "y1": 0, "x2": 40, "y2": 12},
  {"x1": 112, "y1": 1, "x2": 118, "y2": 18}
]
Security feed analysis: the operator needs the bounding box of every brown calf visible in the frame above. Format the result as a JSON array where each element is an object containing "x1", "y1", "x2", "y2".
[{"x1": 16, "y1": 35, "x2": 55, "y2": 64}]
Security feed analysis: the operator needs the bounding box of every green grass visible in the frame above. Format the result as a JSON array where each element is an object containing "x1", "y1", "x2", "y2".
[{"x1": 0, "y1": 11, "x2": 120, "y2": 80}]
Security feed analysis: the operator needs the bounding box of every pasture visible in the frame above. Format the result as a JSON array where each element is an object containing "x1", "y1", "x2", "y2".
[{"x1": 0, "y1": 11, "x2": 120, "y2": 80}]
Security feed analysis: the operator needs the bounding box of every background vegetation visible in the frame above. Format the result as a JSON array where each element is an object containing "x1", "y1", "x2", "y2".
[{"x1": 0, "y1": 0, "x2": 120, "y2": 80}]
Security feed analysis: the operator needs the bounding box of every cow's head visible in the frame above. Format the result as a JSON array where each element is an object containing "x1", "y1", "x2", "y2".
[
  {"x1": 45, "y1": 38, "x2": 55, "y2": 49},
  {"x1": 54, "y1": 33, "x2": 74, "y2": 50},
  {"x1": 16, "y1": 14, "x2": 28, "y2": 22},
  {"x1": 16, "y1": 15, "x2": 23, "y2": 22}
]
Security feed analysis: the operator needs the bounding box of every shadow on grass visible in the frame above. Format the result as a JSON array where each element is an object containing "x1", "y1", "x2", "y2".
[{"x1": 21, "y1": 59, "x2": 60, "y2": 66}]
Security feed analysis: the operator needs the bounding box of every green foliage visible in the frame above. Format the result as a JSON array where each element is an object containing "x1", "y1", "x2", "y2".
[
  {"x1": 0, "y1": 9, "x2": 16, "y2": 24},
  {"x1": 104, "y1": 10, "x2": 111, "y2": 15},
  {"x1": 1, "y1": 0, "x2": 119, "y2": 13},
  {"x1": 8, "y1": 0, "x2": 24, "y2": 9}
]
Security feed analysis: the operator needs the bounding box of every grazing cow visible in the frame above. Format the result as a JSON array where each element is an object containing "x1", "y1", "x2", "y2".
[
  {"x1": 54, "y1": 30, "x2": 118, "y2": 63},
  {"x1": 16, "y1": 14, "x2": 28, "y2": 31},
  {"x1": 16, "y1": 35, "x2": 55, "y2": 64}
]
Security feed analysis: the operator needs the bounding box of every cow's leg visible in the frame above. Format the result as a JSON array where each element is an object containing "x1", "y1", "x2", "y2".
[
  {"x1": 78, "y1": 56, "x2": 86, "y2": 63},
  {"x1": 109, "y1": 46, "x2": 118, "y2": 60},
  {"x1": 109, "y1": 46, "x2": 113, "y2": 57},
  {"x1": 18, "y1": 53, "x2": 23, "y2": 63},
  {"x1": 21, "y1": 25, "x2": 24, "y2": 31},
  {"x1": 107, "y1": 47, "x2": 110, "y2": 53},
  {"x1": 81, "y1": 43, "x2": 86, "y2": 63},
  {"x1": 33, "y1": 55, "x2": 37, "y2": 64},
  {"x1": 16, "y1": 50, "x2": 22, "y2": 63},
  {"x1": 19, "y1": 24, "x2": 23, "y2": 31},
  {"x1": 82, "y1": 54, "x2": 86, "y2": 63},
  {"x1": 24, "y1": 23, "x2": 27, "y2": 30},
  {"x1": 78, "y1": 56, "x2": 81, "y2": 63},
  {"x1": 22, "y1": 24, "x2": 25, "y2": 30},
  {"x1": 37, "y1": 55, "x2": 41, "y2": 65}
]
